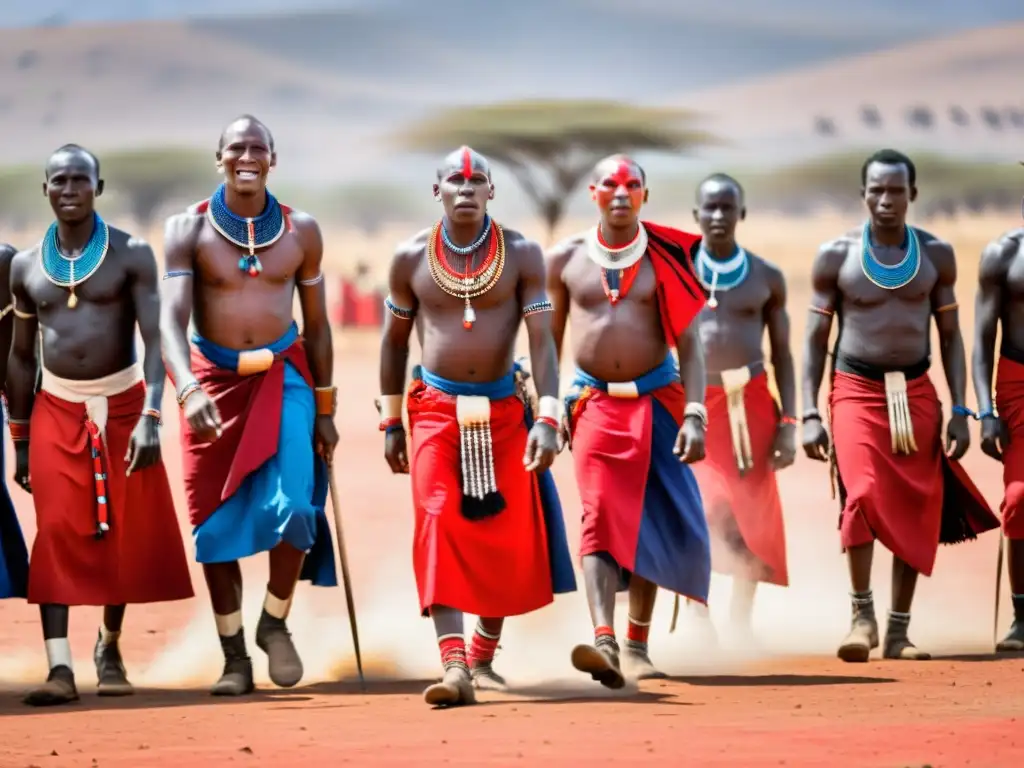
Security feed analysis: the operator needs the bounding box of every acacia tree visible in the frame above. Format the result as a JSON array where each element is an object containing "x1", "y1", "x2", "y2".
[
  {"x1": 101, "y1": 148, "x2": 213, "y2": 229},
  {"x1": 393, "y1": 99, "x2": 718, "y2": 242}
]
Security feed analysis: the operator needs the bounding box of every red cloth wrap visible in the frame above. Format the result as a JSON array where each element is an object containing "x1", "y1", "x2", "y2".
[
  {"x1": 178, "y1": 341, "x2": 313, "y2": 527},
  {"x1": 27, "y1": 381, "x2": 194, "y2": 606},
  {"x1": 407, "y1": 381, "x2": 554, "y2": 617},
  {"x1": 641, "y1": 221, "x2": 709, "y2": 346},
  {"x1": 995, "y1": 356, "x2": 1024, "y2": 539},
  {"x1": 691, "y1": 372, "x2": 788, "y2": 586},
  {"x1": 830, "y1": 370, "x2": 997, "y2": 576}
]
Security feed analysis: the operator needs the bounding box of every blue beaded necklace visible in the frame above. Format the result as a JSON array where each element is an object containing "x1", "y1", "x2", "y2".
[
  {"x1": 696, "y1": 243, "x2": 749, "y2": 310},
  {"x1": 40, "y1": 212, "x2": 110, "y2": 309},
  {"x1": 441, "y1": 215, "x2": 491, "y2": 255},
  {"x1": 205, "y1": 183, "x2": 286, "y2": 277},
  {"x1": 860, "y1": 221, "x2": 920, "y2": 290}
]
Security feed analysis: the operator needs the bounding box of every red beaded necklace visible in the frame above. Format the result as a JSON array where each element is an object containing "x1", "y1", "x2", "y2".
[{"x1": 595, "y1": 227, "x2": 643, "y2": 305}]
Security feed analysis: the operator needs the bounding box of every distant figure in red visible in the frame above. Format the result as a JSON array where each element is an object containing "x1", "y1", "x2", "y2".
[
  {"x1": 7, "y1": 145, "x2": 193, "y2": 706},
  {"x1": 161, "y1": 116, "x2": 340, "y2": 696},
  {"x1": 972, "y1": 225, "x2": 1024, "y2": 651},
  {"x1": 547, "y1": 155, "x2": 711, "y2": 686},
  {"x1": 689, "y1": 174, "x2": 794, "y2": 641},
  {"x1": 379, "y1": 146, "x2": 575, "y2": 708},
  {"x1": 802, "y1": 148, "x2": 998, "y2": 663}
]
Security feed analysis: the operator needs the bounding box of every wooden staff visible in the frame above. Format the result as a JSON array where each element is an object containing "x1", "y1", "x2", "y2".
[
  {"x1": 994, "y1": 532, "x2": 1005, "y2": 648},
  {"x1": 327, "y1": 458, "x2": 365, "y2": 688}
]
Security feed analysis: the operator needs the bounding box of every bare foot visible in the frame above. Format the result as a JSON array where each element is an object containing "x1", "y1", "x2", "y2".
[
  {"x1": 424, "y1": 665, "x2": 476, "y2": 707},
  {"x1": 94, "y1": 633, "x2": 134, "y2": 697},
  {"x1": 24, "y1": 666, "x2": 78, "y2": 707},
  {"x1": 470, "y1": 661, "x2": 508, "y2": 691},
  {"x1": 571, "y1": 642, "x2": 626, "y2": 689},
  {"x1": 256, "y1": 610, "x2": 303, "y2": 688}
]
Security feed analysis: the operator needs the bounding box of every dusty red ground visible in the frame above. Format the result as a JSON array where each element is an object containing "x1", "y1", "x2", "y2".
[{"x1": 1, "y1": 332, "x2": 1021, "y2": 768}]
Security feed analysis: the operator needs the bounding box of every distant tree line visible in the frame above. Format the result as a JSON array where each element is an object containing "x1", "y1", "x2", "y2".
[{"x1": 814, "y1": 105, "x2": 1024, "y2": 136}]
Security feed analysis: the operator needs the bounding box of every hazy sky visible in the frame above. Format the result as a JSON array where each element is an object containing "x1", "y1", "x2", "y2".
[{"x1": 2, "y1": 0, "x2": 1023, "y2": 30}]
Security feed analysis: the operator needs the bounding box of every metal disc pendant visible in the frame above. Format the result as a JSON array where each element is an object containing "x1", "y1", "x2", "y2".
[
  {"x1": 67, "y1": 292, "x2": 78, "y2": 309},
  {"x1": 708, "y1": 296, "x2": 718, "y2": 310}
]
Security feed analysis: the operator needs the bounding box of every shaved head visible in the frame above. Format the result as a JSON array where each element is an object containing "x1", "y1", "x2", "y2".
[
  {"x1": 437, "y1": 146, "x2": 491, "y2": 181},
  {"x1": 592, "y1": 154, "x2": 646, "y2": 185},
  {"x1": 218, "y1": 114, "x2": 275, "y2": 154},
  {"x1": 46, "y1": 143, "x2": 100, "y2": 181},
  {"x1": 697, "y1": 173, "x2": 744, "y2": 206}
]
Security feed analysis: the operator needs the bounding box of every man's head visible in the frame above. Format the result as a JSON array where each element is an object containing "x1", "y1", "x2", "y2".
[
  {"x1": 44, "y1": 144, "x2": 103, "y2": 224},
  {"x1": 216, "y1": 115, "x2": 276, "y2": 195},
  {"x1": 433, "y1": 146, "x2": 493, "y2": 226},
  {"x1": 589, "y1": 155, "x2": 648, "y2": 229},
  {"x1": 693, "y1": 173, "x2": 745, "y2": 247},
  {"x1": 861, "y1": 148, "x2": 916, "y2": 230}
]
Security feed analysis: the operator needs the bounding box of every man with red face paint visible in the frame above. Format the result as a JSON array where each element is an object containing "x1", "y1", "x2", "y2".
[
  {"x1": 689, "y1": 174, "x2": 794, "y2": 642},
  {"x1": 161, "y1": 115, "x2": 340, "y2": 696},
  {"x1": 547, "y1": 154, "x2": 711, "y2": 686},
  {"x1": 803, "y1": 148, "x2": 997, "y2": 663},
  {"x1": 379, "y1": 146, "x2": 575, "y2": 708}
]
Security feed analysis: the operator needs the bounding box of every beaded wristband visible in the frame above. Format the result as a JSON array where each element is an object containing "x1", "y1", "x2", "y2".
[
  {"x1": 8, "y1": 419, "x2": 29, "y2": 441},
  {"x1": 779, "y1": 415, "x2": 798, "y2": 426},
  {"x1": 951, "y1": 405, "x2": 976, "y2": 420},
  {"x1": 535, "y1": 416, "x2": 559, "y2": 430},
  {"x1": 683, "y1": 402, "x2": 708, "y2": 428},
  {"x1": 384, "y1": 423, "x2": 405, "y2": 435},
  {"x1": 380, "y1": 416, "x2": 403, "y2": 432},
  {"x1": 176, "y1": 380, "x2": 201, "y2": 408},
  {"x1": 978, "y1": 409, "x2": 998, "y2": 421},
  {"x1": 142, "y1": 407, "x2": 162, "y2": 424}
]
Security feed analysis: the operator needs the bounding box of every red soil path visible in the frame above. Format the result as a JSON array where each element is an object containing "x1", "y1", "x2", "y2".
[{"x1": 1, "y1": 333, "x2": 1021, "y2": 767}]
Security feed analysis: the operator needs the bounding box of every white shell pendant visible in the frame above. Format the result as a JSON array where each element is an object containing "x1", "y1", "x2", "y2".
[
  {"x1": 463, "y1": 301, "x2": 476, "y2": 330},
  {"x1": 708, "y1": 296, "x2": 719, "y2": 310}
]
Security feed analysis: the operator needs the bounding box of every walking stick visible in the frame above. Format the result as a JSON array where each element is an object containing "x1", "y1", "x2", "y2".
[
  {"x1": 327, "y1": 458, "x2": 365, "y2": 688},
  {"x1": 669, "y1": 594, "x2": 680, "y2": 633},
  {"x1": 994, "y1": 531, "x2": 1005, "y2": 648}
]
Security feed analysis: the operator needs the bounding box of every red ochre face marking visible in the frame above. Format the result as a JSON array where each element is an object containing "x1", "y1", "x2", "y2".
[
  {"x1": 461, "y1": 147, "x2": 474, "y2": 180},
  {"x1": 594, "y1": 159, "x2": 644, "y2": 211}
]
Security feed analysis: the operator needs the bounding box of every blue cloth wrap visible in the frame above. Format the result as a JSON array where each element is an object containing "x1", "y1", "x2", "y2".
[
  {"x1": 190, "y1": 323, "x2": 337, "y2": 587},
  {"x1": 413, "y1": 364, "x2": 576, "y2": 595},
  {"x1": 0, "y1": 413, "x2": 29, "y2": 600}
]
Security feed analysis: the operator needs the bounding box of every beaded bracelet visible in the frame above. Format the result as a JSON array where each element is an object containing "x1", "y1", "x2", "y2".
[
  {"x1": 779, "y1": 415, "x2": 798, "y2": 426},
  {"x1": 379, "y1": 416, "x2": 403, "y2": 432},
  {"x1": 535, "y1": 416, "x2": 559, "y2": 430},
  {"x1": 315, "y1": 386, "x2": 337, "y2": 417},
  {"x1": 8, "y1": 419, "x2": 29, "y2": 441},
  {"x1": 176, "y1": 380, "x2": 202, "y2": 408},
  {"x1": 142, "y1": 407, "x2": 162, "y2": 424}
]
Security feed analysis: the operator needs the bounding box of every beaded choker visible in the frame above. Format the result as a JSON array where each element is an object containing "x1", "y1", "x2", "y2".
[
  {"x1": 205, "y1": 184, "x2": 287, "y2": 277},
  {"x1": 860, "y1": 221, "x2": 920, "y2": 290},
  {"x1": 40, "y1": 212, "x2": 110, "y2": 309},
  {"x1": 584, "y1": 223, "x2": 648, "y2": 271},
  {"x1": 427, "y1": 220, "x2": 505, "y2": 330},
  {"x1": 696, "y1": 243, "x2": 749, "y2": 310}
]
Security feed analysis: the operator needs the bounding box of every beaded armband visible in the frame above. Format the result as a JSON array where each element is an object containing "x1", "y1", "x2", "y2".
[
  {"x1": 808, "y1": 305, "x2": 834, "y2": 317},
  {"x1": 523, "y1": 300, "x2": 553, "y2": 317},
  {"x1": 315, "y1": 386, "x2": 337, "y2": 417},
  {"x1": 9, "y1": 419, "x2": 30, "y2": 441},
  {"x1": 384, "y1": 295, "x2": 415, "y2": 321},
  {"x1": 162, "y1": 270, "x2": 193, "y2": 280},
  {"x1": 298, "y1": 272, "x2": 324, "y2": 287},
  {"x1": 934, "y1": 302, "x2": 958, "y2": 314}
]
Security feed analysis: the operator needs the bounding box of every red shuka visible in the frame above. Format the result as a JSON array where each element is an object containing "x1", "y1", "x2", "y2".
[
  {"x1": 407, "y1": 381, "x2": 554, "y2": 618},
  {"x1": 28, "y1": 382, "x2": 194, "y2": 606},
  {"x1": 641, "y1": 221, "x2": 709, "y2": 346},
  {"x1": 692, "y1": 373, "x2": 788, "y2": 586},
  {"x1": 830, "y1": 371, "x2": 998, "y2": 577},
  {"x1": 995, "y1": 356, "x2": 1024, "y2": 539},
  {"x1": 179, "y1": 341, "x2": 313, "y2": 527}
]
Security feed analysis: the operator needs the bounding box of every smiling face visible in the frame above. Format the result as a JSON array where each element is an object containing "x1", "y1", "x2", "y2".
[
  {"x1": 216, "y1": 118, "x2": 276, "y2": 194},
  {"x1": 44, "y1": 147, "x2": 102, "y2": 225},
  {"x1": 433, "y1": 146, "x2": 493, "y2": 227},
  {"x1": 590, "y1": 156, "x2": 648, "y2": 229}
]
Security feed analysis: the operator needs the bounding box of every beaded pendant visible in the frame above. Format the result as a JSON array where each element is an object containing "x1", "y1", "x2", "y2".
[
  {"x1": 696, "y1": 244, "x2": 749, "y2": 310},
  {"x1": 205, "y1": 183, "x2": 285, "y2": 278},
  {"x1": 427, "y1": 221, "x2": 504, "y2": 331},
  {"x1": 860, "y1": 221, "x2": 920, "y2": 290}
]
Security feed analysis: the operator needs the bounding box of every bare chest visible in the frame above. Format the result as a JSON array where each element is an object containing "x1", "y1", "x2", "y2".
[
  {"x1": 27, "y1": 254, "x2": 128, "y2": 312},
  {"x1": 1002, "y1": 247, "x2": 1024, "y2": 301},
  {"x1": 838, "y1": 242, "x2": 936, "y2": 307},
  {"x1": 194, "y1": 223, "x2": 304, "y2": 288},
  {"x1": 699, "y1": 276, "x2": 769, "y2": 320},
  {"x1": 565, "y1": 252, "x2": 658, "y2": 309}
]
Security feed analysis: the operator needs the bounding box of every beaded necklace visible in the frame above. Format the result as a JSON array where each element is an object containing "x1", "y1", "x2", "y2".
[
  {"x1": 860, "y1": 221, "x2": 920, "y2": 290},
  {"x1": 40, "y1": 212, "x2": 110, "y2": 309},
  {"x1": 441, "y1": 215, "x2": 492, "y2": 255},
  {"x1": 427, "y1": 220, "x2": 505, "y2": 330},
  {"x1": 696, "y1": 243, "x2": 749, "y2": 310},
  {"x1": 205, "y1": 183, "x2": 287, "y2": 277}
]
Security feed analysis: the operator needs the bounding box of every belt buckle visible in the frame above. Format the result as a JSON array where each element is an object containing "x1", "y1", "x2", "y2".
[
  {"x1": 606, "y1": 381, "x2": 639, "y2": 399},
  {"x1": 236, "y1": 348, "x2": 275, "y2": 376}
]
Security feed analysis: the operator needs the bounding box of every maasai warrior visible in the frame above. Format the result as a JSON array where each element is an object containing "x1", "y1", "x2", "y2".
[
  {"x1": 160, "y1": 116, "x2": 338, "y2": 696},
  {"x1": 8, "y1": 145, "x2": 194, "y2": 706},
  {"x1": 380, "y1": 146, "x2": 575, "y2": 708},
  {"x1": 973, "y1": 226, "x2": 1024, "y2": 651},
  {"x1": 689, "y1": 174, "x2": 794, "y2": 637},
  {"x1": 0, "y1": 241, "x2": 30, "y2": 605},
  {"x1": 802, "y1": 148, "x2": 998, "y2": 663},
  {"x1": 547, "y1": 154, "x2": 711, "y2": 685}
]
